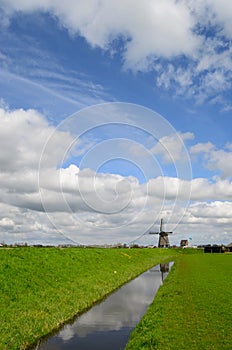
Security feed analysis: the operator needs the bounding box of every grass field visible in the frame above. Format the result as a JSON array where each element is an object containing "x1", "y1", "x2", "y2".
[
  {"x1": 125, "y1": 253, "x2": 232, "y2": 350},
  {"x1": 0, "y1": 247, "x2": 177, "y2": 350}
]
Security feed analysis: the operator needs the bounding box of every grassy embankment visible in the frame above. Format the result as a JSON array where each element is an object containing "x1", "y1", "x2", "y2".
[
  {"x1": 0, "y1": 247, "x2": 178, "y2": 350},
  {"x1": 126, "y1": 253, "x2": 232, "y2": 350}
]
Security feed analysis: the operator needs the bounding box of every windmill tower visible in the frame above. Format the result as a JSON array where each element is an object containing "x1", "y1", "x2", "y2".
[{"x1": 149, "y1": 218, "x2": 172, "y2": 247}]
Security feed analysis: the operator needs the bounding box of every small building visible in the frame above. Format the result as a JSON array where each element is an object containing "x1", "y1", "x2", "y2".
[
  {"x1": 180, "y1": 239, "x2": 189, "y2": 248},
  {"x1": 204, "y1": 245, "x2": 225, "y2": 253},
  {"x1": 226, "y1": 242, "x2": 232, "y2": 252}
]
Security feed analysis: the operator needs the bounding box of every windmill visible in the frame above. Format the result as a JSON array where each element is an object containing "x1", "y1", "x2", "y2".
[{"x1": 149, "y1": 218, "x2": 172, "y2": 247}]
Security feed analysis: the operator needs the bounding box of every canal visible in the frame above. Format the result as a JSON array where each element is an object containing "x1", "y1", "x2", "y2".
[{"x1": 35, "y1": 262, "x2": 173, "y2": 350}]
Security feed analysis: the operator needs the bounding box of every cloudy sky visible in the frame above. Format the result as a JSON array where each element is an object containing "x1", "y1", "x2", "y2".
[{"x1": 0, "y1": 0, "x2": 232, "y2": 246}]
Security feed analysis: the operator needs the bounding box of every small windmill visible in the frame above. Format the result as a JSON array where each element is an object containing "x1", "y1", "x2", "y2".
[{"x1": 149, "y1": 218, "x2": 172, "y2": 247}]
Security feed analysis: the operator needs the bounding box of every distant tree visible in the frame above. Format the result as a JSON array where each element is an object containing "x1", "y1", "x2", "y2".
[{"x1": 130, "y1": 243, "x2": 140, "y2": 248}]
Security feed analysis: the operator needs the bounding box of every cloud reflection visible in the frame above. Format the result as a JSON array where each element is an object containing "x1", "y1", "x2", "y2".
[{"x1": 57, "y1": 266, "x2": 166, "y2": 342}]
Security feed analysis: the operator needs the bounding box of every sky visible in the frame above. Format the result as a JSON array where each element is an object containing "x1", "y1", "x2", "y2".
[{"x1": 0, "y1": 0, "x2": 232, "y2": 246}]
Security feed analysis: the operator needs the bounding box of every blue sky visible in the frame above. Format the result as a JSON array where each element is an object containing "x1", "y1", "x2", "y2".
[{"x1": 0, "y1": 0, "x2": 232, "y2": 246}]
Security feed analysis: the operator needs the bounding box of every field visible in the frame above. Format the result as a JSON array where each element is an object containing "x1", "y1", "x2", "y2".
[
  {"x1": 1, "y1": 248, "x2": 231, "y2": 350},
  {"x1": 126, "y1": 253, "x2": 232, "y2": 350},
  {"x1": 0, "y1": 247, "x2": 177, "y2": 350}
]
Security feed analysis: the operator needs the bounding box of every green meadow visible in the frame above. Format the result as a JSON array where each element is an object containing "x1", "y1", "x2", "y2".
[
  {"x1": 0, "y1": 247, "x2": 176, "y2": 350},
  {"x1": 1, "y1": 248, "x2": 231, "y2": 350},
  {"x1": 126, "y1": 253, "x2": 232, "y2": 350}
]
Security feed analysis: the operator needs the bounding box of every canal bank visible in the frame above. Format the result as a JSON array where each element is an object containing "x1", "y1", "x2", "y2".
[
  {"x1": 125, "y1": 254, "x2": 232, "y2": 350},
  {"x1": 0, "y1": 247, "x2": 179, "y2": 350},
  {"x1": 34, "y1": 263, "x2": 173, "y2": 350}
]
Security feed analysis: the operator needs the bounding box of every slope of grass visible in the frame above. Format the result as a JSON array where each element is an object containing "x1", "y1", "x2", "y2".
[
  {"x1": 125, "y1": 253, "x2": 232, "y2": 350},
  {"x1": 0, "y1": 247, "x2": 178, "y2": 350}
]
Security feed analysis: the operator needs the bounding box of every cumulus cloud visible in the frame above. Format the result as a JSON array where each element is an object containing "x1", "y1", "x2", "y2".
[
  {"x1": 188, "y1": 201, "x2": 232, "y2": 220},
  {"x1": 147, "y1": 176, "x2": 232, "y2": 202},
  {"x1": 0, "y1": 217, "x2": 14, "y2": 230},
  {"x1": 174, "y1": 200, "x2": 232, "y2": 245},
  {"x1": 1, "y1": 0, "x2": 200, "y2": 64},
  {"x1": 190, "y1": 141, "x2": 232, "y2": 178},
  {"x1": 190, "y1": 142, "x2": 215, "y2": 154},
  {"x1": 0, "y1": 108, "x2": 75, "y2": 171},
  {"x1": 207, "y1": 151, "x2": 232, "y2": 178},
  {"x1": 0, "y1": 106, "x2": 231, "y2": 245},
  {"x1": 2, "y1": 0, "x2": 228, "y2": 60},
  {"x1": 205, "y1": 0, "x2": 232, "y2": 38},
  {"x1": 151, "y1": 132, "x2": 194, "y2": 163},
  {"x1": 1, "y1": 0, "x2": 232, "y2": 105}
]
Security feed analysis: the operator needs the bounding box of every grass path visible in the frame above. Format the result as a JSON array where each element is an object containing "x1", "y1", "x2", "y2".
[
  {"x1": 0, "y1": 247, "x2": 177, "y2": 350},
  {"x1": 125, "y1": 253, "x2": 232, "y2": 350}
]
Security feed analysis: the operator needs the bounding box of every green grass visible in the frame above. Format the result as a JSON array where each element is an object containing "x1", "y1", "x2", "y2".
[
  {"x1": 125, "y1": 253, "x2": 232, "y2": 350},
  {"x1": 0, "y1": 247, "x2": 178, "y2": 350}
]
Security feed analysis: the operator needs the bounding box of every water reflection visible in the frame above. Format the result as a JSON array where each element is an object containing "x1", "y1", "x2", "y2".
[
  {"x1": 160, "y1": 263, "x2": 169, "y2": 282},
  {"x1": 37, "y1": 262, "x2": 173, "y2": 350}
]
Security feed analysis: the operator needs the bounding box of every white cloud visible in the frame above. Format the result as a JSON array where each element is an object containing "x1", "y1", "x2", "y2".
[
  {"x1": 205, "y1": 0, "x2": 232, "y2": 38},
  {"x1": 188, "y1": 201, "x2": 232, "y2": 219},
  {"x1": 174, "y1": 200, "x2": 232, "y2": 245},
  {"x1": 151, "y1": 132, "x2": 194, "y2": 163},
  {"x1": 1, "y1": 0, "x2": 232, "y2": 105},
  {"x1": 226, "y1": 143, "x2": 232, "y2": 151},
  {"x1": 191, "y1": 178, "x2": 232, "y2": 200},
  {"x1": 0, "y1": 217, "x2": 14, "y2": 230},
  {"x1": 156, "y1": 64, "x2": 194, "y2": 94},
  {"x1": 190, "y1": 142, "x2": 214, "y2": 154},
  {"x1": 201, "y1": 70, "x2": 231, "y2": 95},
  {"x1": 0, "y1": 107, "x2": 75, "y2": 171},
  {"x1": 0, "y1": 107, "x2": 231, "y2": 245},
  {"x1": 1, "y1": 0, "x2": 200, "y2": 66},
  {"x1": 207, "y1": 150, "x2": 232, "y2": 178},
  {"x1": 147, "y1": 176, "x2": 232, "y2": 202},
  {"x1": 190, "y1": 141, "x2": 232, "y2": 178}
]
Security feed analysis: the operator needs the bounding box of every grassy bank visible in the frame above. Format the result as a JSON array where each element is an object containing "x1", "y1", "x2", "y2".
[
  {"x1": 126, "y1": 253, "x2": 232, "y2": 350},
  {"x1": 0, "y1": 247, "x2": 178, "y2": 350}
]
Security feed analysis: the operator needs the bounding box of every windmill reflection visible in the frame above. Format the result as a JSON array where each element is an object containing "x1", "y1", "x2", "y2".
[{"x1": 160, "y1": 263, "x2": 169, "y2": 282}]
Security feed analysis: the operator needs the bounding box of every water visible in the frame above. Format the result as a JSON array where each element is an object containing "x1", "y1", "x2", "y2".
[{"x1": 35, "y1": 262, "x2": 173, "y2": 350}]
